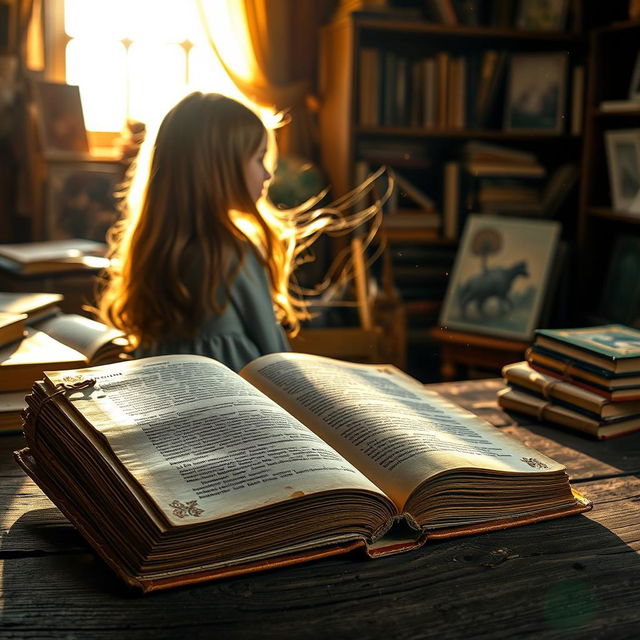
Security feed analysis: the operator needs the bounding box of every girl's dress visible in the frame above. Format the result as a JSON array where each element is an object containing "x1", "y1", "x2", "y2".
[{"x1": 136, "y1": 248, "x2": 290, "y2": 372}]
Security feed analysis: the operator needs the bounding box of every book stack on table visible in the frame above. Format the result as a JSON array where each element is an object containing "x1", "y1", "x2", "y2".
[
  {"x1": 497, "y1": 325, "x2": 640, "y2": 439},
  {"x1": 0, "y1": 292, "x2": 129, "y2": 434}
]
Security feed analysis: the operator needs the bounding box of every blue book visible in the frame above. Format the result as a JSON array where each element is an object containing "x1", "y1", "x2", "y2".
[{"x1": 534, "y1": 325, "x2": 640, "y2": 375}]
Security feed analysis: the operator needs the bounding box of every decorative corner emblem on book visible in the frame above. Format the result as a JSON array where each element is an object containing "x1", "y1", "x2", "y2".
[
  {"x1": 521, "y1": 457, "x2": 549, "y2": 469},
  {"x1": 169, "y1": 500, "x2": 204, "y2": 518}
]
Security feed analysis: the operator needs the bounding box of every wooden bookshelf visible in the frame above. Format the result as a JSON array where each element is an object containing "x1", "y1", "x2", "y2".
[
  {"x1": 318, "y1": 2, "x2": 592, "y2": 363},
  {"x1": 577, "y1": 18, "x2": 640, "y2": 325}
]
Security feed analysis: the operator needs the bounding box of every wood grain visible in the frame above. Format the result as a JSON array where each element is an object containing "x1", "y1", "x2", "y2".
[{"x1": 1, "y1": 476, "x2": 639, "y2": 639}]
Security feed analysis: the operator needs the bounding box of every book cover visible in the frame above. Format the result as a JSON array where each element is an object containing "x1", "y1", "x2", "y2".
[
  {"x1": 497, "y1": 386, "x2": 640, "y2": 439},
  {"x1": 502, "y1": 361, "x2": 640, "y2": 421},
  {"x1": 534, "y1": 325, "x2": 640, "y2": 374}
]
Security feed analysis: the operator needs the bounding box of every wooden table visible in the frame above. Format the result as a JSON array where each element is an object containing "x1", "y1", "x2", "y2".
[{"x1": 2, "y1": 379, "x2": 640, "y2": 638}]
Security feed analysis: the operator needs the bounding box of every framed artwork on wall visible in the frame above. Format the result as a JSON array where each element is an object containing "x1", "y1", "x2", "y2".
[
  {"x1": 439, "y1": 215, "x2": 561, "y2": 341},
  {"x1": 45, "y1": 160, "x2": 122, "y2": 242},
  {"x1": 605, "y1": 129, "x2": 640, "y2": 212},
  {"x1": 504, "y1": 52, "x2": 568, "y2": 133}
]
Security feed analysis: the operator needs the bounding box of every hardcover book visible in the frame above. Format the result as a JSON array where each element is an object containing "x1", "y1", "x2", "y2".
[
  {"x1": 527, "y1": 351, "x2": 640, "y2": 402},
  {"x1": 534, "y1": 325, "x2": 640, "y2": 375},
  {"x1": 0, "y1": 292, "x2": 62, "y2": 325},
  {"x1": 497, "y1": 386, "x2": 640, "y2": 439},
  {"x1": 0, "y1": 312, "x2": 27, "y2": 348},
  {"x1": 0, "y1": 239, "x2": 108, "y2": 275},
  {"x1": 502, "y1": 361, "x2": 640, "y2": 420},
  {"x1": 0, "y1": 315, "x2": 128, "y2": 392},
  {"x1": 16, "y1": 353, "x2": 590, "y2": 592}
]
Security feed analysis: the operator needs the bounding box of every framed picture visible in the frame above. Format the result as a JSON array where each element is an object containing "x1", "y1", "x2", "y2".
[
  {"x1": 516, "y1": 0, "x2": 569, "y2": 31},
  {"x1": 33, "y1": 81, "x2": 89, "y2": 155},
  {"x1": 504, "y1": 52, "x2": 568, "y2": 133},
  {"x1": 598, "y1": 235, "x2": 640, "y2": 326},
  {"x1": 605, "y1": 129, "x2": 640, "y2": 212},
  {"x1": 45, "y1": 160, "x2": 122, "y2": 242},
  {"x1": 629, "y1": 51, "x2": 640, "y2": 102},
  {"x1": 439, "y1": 215, "x2": 561, "y2": 341}
]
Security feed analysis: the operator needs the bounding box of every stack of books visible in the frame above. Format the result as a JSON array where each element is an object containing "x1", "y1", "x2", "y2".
[
  {"x1": 497, "y1": 325, "x2": 640, "y2": 439},
  {"x1": 0, "y1": 292, "x2": 129, "y2": 434}
]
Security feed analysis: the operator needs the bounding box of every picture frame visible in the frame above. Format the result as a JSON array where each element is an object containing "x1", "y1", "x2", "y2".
[
  {"x1": 438, "y1": 215, "x2": 561, "y2": 341},
  {"x1": 504, "y1": 52, "x2": 568, "y2": 133},
  {"x1": 45, "y1": 160, "x2": 122, "y2": 242},
  {"x1": 604, "y1": 129, "x2": 640, "y2": 212},
  {"x1": 33, "y1": 81, "x2": 89, "y2": 156},
  {"x1": 629, "y1": 51, "x2": 640, "y2": 102},
  {"x1": 598, "y1": 235, "x2": 640, "y2": 327},
  {"x1": 516, "y1": 0, "x2": 569, "y2": 31}
]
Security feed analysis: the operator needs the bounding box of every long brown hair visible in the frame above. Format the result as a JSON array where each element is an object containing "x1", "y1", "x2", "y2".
[{"x1": 98, "y1": 92, "x2": 293, "y2": 348}]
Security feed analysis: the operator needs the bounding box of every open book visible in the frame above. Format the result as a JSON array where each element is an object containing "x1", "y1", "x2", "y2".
[
  {"x1": 15, "y1": 353, "x2": 590, "y2": 592},
  {"x1": 0, "y1": 314, "x2": 128, "y2": 393}
]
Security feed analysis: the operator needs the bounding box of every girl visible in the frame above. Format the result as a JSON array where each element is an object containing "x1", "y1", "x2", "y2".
[
  {"x1": 99, "y1": 91, "x2": 387, "y2": 372},
  {"x1": 98, "y1": 92, "x2": 294, "y2": 372}
]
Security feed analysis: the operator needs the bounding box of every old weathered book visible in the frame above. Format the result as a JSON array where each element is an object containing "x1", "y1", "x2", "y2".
[
  {"x1": 15, "y1": 353, "x2": 590, "y2": 592},
  {"x1": 0, "y1": 239, "x2": 108, "y2": 275},
  {"x1": 0, "y1": 292, "x2": 63, "y2": 324},
  {"x1": 503, "y1": 361, "x2": 640, "y2": 420},
  {"x1": 534, "y1": 325, "x2": 640, "y2": 375},
  {"x1": 0, "y1": 312, "x2": 27, "y2": 348},
  {"x1": 0, "y1": 314, "x2": 128, "y2": 392},
  {"x1": 527, "y1": 350, "x2": 640, "y2": 402},
  {"x1": 35, "y1": 314, "x2": 129, "y2": 366},
  {"x1": 497, "y1": 385, "x2": 640, "y2": 439}
]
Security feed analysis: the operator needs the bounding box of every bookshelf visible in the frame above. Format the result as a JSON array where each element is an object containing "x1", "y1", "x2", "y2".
[
  {"x1": 577, "y1": 18, "x2": 640, "y2": 326},
  {"x1": 318, "y1": 2, "x2": 590, "y2": 372}
]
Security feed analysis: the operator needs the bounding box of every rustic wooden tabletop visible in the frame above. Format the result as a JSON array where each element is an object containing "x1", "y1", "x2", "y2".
[{"x1": 1, "y1": 379, "x2": 639, "y2": 639}]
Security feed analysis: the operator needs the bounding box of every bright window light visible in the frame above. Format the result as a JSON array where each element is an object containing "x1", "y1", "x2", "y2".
[
  {"x1": 128, "y1": 42, "x2": 187, "y2": 125},
  {"x1": 64, "y1": 0, "x2": 127, "y2": 39},
  {"x1": 63, "y1": 0, "x2": 254, "y2": 133},
  {"x1": 65, "y1": 39, "x2": 127, "y2": 131}
]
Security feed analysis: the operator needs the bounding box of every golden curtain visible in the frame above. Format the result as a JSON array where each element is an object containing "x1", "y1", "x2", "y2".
[{"x1": 197, "y1": 0, "x2": 336, "y2": 159}]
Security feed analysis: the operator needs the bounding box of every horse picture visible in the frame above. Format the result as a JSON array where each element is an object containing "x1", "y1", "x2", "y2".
[{"x1": 439, "y1": 215, "x2": 560, "y2": 340}]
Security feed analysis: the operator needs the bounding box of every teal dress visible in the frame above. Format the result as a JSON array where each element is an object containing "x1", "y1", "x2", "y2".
[{"x1": 136, "y1": 249, "x2": 290, "y2": 372}]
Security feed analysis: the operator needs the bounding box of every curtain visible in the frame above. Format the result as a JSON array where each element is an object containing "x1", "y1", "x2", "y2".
[{"x1": 197, "y1": 0, "x2": 336, "y2": 160}]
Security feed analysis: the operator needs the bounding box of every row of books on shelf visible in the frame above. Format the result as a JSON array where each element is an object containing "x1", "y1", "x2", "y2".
[
  {"x1": 357, "y1": 141, "x2": 579, "y2": 242},
  {"x1": 359, "y1": 47, "x2": 584, "y2": 133},
  {"x1": 0, "y1": 292, "x2": 129, "y2": 433},
  {"x1": 497, "y1": 324, "x2": 640, "y2": 439}
]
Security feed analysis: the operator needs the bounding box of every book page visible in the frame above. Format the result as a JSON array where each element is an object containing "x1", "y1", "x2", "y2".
[
  {"x1": 45, "y1": 355, "x2": 390, "y2": 528},
  {"x1": 37, "y1": 314, "x2": 124, "y2": 360},
  {"x1": 241, "y1": 353, "x2": 565, "y2": 508}
]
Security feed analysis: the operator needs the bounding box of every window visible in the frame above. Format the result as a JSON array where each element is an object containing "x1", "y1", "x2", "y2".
[{"x1": 51, "y1": 0, "x2": 252, "y2": 133}]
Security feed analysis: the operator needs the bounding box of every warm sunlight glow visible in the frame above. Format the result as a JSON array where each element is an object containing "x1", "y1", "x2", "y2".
[
  {"x1": 64, "y1": 0, "x2": 265, "y2": 133},
  {"x1": 128, "y1": 42, "x2": 187, "y2": 126},
  {"x1": 118, "y1": 0, "x2": 192, "y2": 41},
  {"x1": 65, "y1": 39, "x2": 127, "y2": 131},
  {"x1": 64, "y1": 0, "x2": 127, "y2": 39}
]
